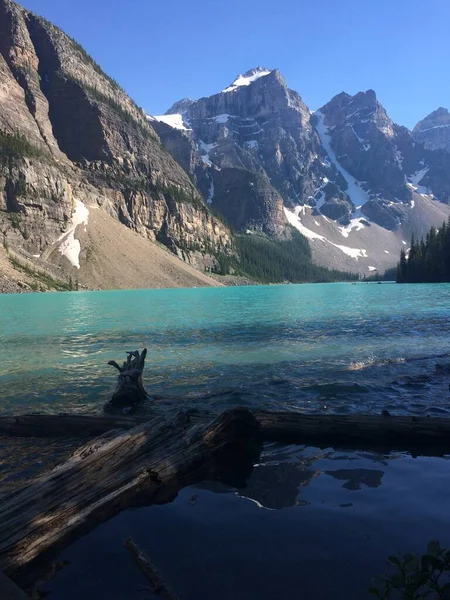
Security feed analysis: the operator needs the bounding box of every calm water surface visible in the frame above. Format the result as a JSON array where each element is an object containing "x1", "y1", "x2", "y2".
[
  {"x1": 44, "y1": 443, "x2": 450, "y2": 600},
  {"x1": 0, "y1": 282, "x2": 450, "y2": 416}
]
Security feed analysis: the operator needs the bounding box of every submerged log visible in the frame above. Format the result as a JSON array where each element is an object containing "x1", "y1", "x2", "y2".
[
  {"x1": 0, "y1": 407, "x2": 260, "y2": 583},
  {"x1": 125, "y1": 538, "x2": 179, "y2": 600},
  {"x1": 0, "y1": 571, "x2": 30, "y2": 600},
  {"x1": 107, "y1": 348, "x2": 149, "y2": 407},
  {"x1": 255, "y1": 411, "x2": 450, "y2": 455}
]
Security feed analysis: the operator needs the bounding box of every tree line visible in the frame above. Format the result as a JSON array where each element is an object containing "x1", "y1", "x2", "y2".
[
  {"x1": 214, "y1": 230, "x2": 358, "y2": 283},
  {"x1": 397, "y1": 218, "x2": 450, "y2": 283}
]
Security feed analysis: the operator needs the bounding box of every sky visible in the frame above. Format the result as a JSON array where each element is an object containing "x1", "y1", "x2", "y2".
[{"x1": 19, "y1": 0, "x2": 450, "y2": 129}]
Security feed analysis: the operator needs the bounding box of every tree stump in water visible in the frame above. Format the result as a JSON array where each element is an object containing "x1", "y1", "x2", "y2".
[{"x1": 107, "y1": 349, "x2": 148, "y2": 407}]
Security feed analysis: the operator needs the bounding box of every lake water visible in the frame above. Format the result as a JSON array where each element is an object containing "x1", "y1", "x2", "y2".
[
  {"x1": 43, "y1": 444, "x2": 450, "y2": 600},
  {"x1": 0, "y1": 282, "x2": 450, "y2": 416},
  {"x1": 2, "y1": 283, "x2": 450, "y2": 599}
]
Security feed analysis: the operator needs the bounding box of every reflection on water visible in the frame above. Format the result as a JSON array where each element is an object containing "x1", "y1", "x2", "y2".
[
  {"x1": 197, "y1": 443, "x2": 398, "y2": 510},
  {"x1": 0, "y1": 283, "x2": 449, "y2": 416},
  {"x1": 324, "y1": 468, "x2": 384, "y2": 490},
  {"x1": 42, "y1": 443, "x2": 450, "y2": 600}
]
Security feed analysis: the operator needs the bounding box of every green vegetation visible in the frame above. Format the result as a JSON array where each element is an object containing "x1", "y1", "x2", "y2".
[
  {"x1": 396, "y1": 218, "x2": 450, "y2": 283},
  {"x1": 0, "y1": 130, "x2": 44, "y2": 167},
  {"x1": 213, "y1": 230, "x2": 358, "y2": 283},
  {"x1": 8, "y1": 255, "x2": 75, "y2": 291},
  {"x1": 100, "y1": 171, "x2": 204, "y2": 209},
  {"x1": 36, "y1": 15, "x2": 125, "y2": 96},
  {"x1": 70, "y1": 77, "x2": 154, "y2": 142},
  {"x1": 85, "y1": 245, "x2": 94, "y2": 262},
  {"x1": 370, "y1": 540, "x2": 450, "y2": 599},
  {"x1": 8, "y1": 213, "x2": 29, "y2": 240},
  {"x1": 364, "y1": 266, "x2": 397, "y2": 282}
]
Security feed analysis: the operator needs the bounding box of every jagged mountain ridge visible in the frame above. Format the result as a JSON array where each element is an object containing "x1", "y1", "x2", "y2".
[
  {"x1": 151, "y1": 68, "x2": 450, "y2": 274},
  {"x1": 0, "y1": 0, "x2": 232, "y2": 291},
  {"x1": 413, "y1": 107, "x2": 450, "y2": 152}
]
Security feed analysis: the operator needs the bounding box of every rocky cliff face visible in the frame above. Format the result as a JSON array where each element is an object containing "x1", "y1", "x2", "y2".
[
  {"x1": 153, "y1": 69, "x2": 450, "y2": 274},
  {"x1": 155, "y1": 68, "x2": 346, "y2": 238},
  {"x1": 0, "y1": 0, "x2": 231, "y2": 290},
  {"x1": 413, "y1": 107, "x2": 450, "y2": 152}
]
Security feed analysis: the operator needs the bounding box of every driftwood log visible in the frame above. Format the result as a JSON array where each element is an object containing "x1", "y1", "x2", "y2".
[
  {"x1": 0, "y1": 414, "x2": 148, "y2": 438},
  {"x1": 0, "y1": 408, "x2": 260, "y2": 585},
  {"x1": 2, "y1": 408, "x2": 450, "y2": 592},
  {"x1": 3, "y1": 411, "x2": 450, "y2": 455},
  {"x1": 107, "y1": 349, "x2": 148, "y2": 407},
  {"x1": 254, "y1": 411, "x2": 450, "y2": 455}
]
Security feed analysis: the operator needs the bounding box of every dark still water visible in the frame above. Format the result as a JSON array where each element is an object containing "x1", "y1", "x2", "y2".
[
  {"x1": 0, "y1": 282, "x2": 450, "y2": 416},
  {"x1": 43, "y1": 443, "x2": 450, "y2": 600}
]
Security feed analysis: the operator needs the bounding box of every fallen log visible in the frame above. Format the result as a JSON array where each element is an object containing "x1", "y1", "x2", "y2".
[
  {"x1": 0, "y1": 407, "x2": 260, "y2": 585},
  {"x1": 0, "y1": 414, "x2": 147, "y2": 438},
  {"x1": 2, "y1": 407, "x2": 450, "y2": 593},
  {"x1": 3, "y1": 411, "x2": 450, "y2": 456},
  {"x1": 255, "y1": 411, "x2": 450, "y2": 455}
]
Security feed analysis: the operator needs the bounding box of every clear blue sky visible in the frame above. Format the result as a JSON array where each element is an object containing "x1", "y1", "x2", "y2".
[{"x1": 20, "y1": 0, "x2": 450, "y2": 129}]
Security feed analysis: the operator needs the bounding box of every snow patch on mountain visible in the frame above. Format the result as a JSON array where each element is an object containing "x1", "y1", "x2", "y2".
[
  {"x1": 407, "y1": 167, "x2": 429, "y2": 195},
  {"x1": 338, "y1": 218, "x2": 367, "y2": 238},
  {"x1": 199, "y1": 141, "x2": 218, "y2": 166},
  {"x1": 56, "y1": 200, "x2": 89, "y2": 269},
  {"x1": 223, "y1": 68, "x2": 272, "y2": 93},
  {"x1": 416, "y1": 124, "x2": 450, "y2": 133},
  {"x1": 214, "y1": 114, "x2": 232, "y2": 124},
  {"x1": 284, "y1": 207, "x2": 368, "y2": 260},
  {"x1": 149, "y1": 113, "x2": 191, "y2": 131},
  {"x1": 207, "y1": 173, "x2": 215, "y2": 204},
  {"x1": 314, "y1": 111, "x2": 371, "y2": 211}
]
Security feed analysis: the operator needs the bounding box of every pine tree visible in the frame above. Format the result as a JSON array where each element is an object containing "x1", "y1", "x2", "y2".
[{"x1": 396, "y1": 221, "x2": 450, "y2": 283}]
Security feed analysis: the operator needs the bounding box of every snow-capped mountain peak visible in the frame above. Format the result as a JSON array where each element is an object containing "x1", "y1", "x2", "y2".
[
  {"x1": 222, "y1": 67, "x2": 272, "y2": 93},
  {"x1": 149, "y1": 68, "x2": 450, "y2": 275}
]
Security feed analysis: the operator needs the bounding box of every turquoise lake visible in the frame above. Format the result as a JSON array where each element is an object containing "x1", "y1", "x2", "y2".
[{"x1": 1, "y1": 282, "x2": 450, "y2": 416}]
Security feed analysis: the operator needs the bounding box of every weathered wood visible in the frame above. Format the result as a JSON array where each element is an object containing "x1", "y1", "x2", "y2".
[
  {"x1": 125, "y1": 538, "x2": 179, "y2": 600},
  {"x1": 0, "y1": 571, "x2": 30, "y2": 599},
  {"x1": 254, "y1": 411, "x2": 450, "y2": 455},
  {"x1": 0, "y1": 414, "x2": 147, "y2": 438},
  {"x1": 107, "y1": 348, "x2": 149, "y2": 407},
  {"x1": 2, "y1": 407, "x2": 450, "y2": 590},
  {"x1": 3, "y1": 411, "x2": 450, "y2": 454},
  {"x1": 0, "y1": 407, "x2": 260, "y2": 582}
]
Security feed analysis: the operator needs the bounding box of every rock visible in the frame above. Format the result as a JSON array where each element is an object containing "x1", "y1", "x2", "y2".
[
  {"x1": 0, "y1": 0, "x2": 232, "y2": 285},
  {"x1": 156, "y1": 67, "x2": 450, "y2": 254},
  {"x1": 413, "y1": 108, "x2": 450, "y2": 152},
  {"x1": 211, "y1": 168, "x2": 289, "y2": 237},
  {"x1": 362, "y1": 200, "x2": 410, "y2": 230},
  {"x1": 16, "y1": 280, "x2": 31, "y2": 289}
]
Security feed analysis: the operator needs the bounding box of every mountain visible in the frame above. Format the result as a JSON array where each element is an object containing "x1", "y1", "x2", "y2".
[
  {"x1": 152, "y1": 69, "x2": 450, "y2": 275},
  {"x1": 0, "y1": 0, "x2": 232, "y2": 292},
  {"x1": 2, "y1": 1, "x2": 449, "y2": 288},
  {"x1": 413, "y1": 108, "x2": 450, "y2": 152}
]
